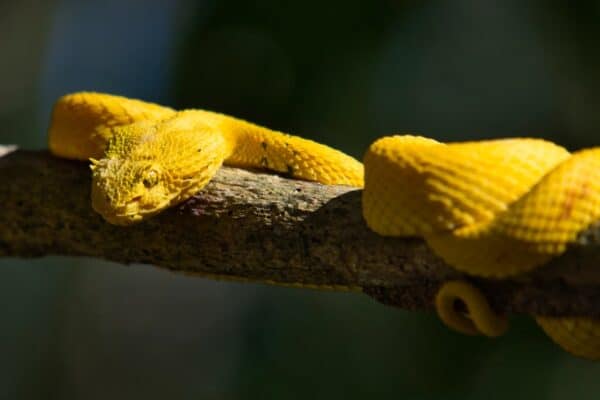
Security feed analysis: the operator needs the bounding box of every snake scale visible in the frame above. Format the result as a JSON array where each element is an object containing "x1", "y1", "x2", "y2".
[{"x1": 48, "y1": 92, "x2": 600, "y2": 360}]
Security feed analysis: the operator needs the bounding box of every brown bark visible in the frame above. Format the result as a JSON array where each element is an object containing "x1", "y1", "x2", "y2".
[{"x1": 1, "y1": 146, "x2": 599, "y2": 317}]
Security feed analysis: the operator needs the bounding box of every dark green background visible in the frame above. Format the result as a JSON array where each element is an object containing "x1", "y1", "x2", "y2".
[{"x1": 2, "y1": 0, "x2": 600, "y2": 398}]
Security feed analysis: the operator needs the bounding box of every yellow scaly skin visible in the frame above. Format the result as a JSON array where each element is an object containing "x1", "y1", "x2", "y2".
[
  {"x1": 48, "y1": 92, "x2": 600, "y2": 359},
  {"x1": 48, "y1": 92, "x2": 363, "y2": 225},
  {"x1": 363, "y1": 135, "x2": 600, "y2": 360}
]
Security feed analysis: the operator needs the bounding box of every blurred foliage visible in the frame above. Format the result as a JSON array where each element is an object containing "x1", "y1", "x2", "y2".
[
  {"x1": 174, "y1": 0, "x2": 396, "y2": 156},
  {"x1": 2, "y1": 0, "x2": 600, "y2": 399}
]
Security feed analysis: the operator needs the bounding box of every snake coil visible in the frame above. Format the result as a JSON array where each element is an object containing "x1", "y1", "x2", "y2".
[{"x1": 363, "y1": 135, "x2": 600, "y2": 360}]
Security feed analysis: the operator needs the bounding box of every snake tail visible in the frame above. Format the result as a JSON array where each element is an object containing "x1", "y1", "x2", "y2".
[{"x1": 435, "y1": 280, "x2": 508, "y2": 337}]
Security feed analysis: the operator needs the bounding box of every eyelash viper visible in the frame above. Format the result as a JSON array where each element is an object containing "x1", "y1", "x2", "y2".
[{"x1": 48, "y1": 92, "x2": 600, "y2": 360}]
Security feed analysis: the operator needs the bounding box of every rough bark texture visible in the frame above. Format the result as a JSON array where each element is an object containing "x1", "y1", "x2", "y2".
[{"x1": 1, "y1": 146, "x2": 600, "y2": 317}]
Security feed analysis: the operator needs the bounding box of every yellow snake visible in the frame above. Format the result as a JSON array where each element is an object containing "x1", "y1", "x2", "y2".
[{"x1": 48, "y1": 92, "x2": 600, "y2": 359}]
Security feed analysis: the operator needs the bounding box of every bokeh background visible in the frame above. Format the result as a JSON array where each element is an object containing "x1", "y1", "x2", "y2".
[{"x1": 2, "y1": 0, "x2": 600, "y2": 398}]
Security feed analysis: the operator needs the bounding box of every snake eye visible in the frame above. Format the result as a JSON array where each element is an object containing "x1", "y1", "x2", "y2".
[{"x1": 142, "y1": 169, "x2": 159, "y2": 188}]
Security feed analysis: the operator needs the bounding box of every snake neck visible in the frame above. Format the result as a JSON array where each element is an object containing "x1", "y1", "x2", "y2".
[
  {"x1": 204, "y1": 111, "x2": 364, "y2": 187},
  {"x1": 176, "y1": 110, "x2": 287, "y2": 169},
  {"x1": 211, "y1": 113, "x2": 289, "y2": 171}
]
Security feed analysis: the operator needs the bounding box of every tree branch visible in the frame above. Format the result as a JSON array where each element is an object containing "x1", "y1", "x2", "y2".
[{"x1": 2, "y1": 145, "x2": 600, "y2": 317}]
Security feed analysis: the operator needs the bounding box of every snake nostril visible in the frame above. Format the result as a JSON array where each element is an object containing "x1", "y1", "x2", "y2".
[{"x1": 130, "y1": 195, "x2": 142, "y2": 203}]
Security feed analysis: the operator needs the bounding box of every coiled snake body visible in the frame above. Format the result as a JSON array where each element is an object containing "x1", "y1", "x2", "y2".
[{"x1": 48, "y1": 92, "x2": 600, "y2": 359}]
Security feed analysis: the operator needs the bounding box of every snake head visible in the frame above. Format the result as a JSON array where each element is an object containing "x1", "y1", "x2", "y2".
[
  {"x1": 90, "y1": 157, "x2": 172, "y2": 225},
  {"x1": 89, "y1": 114, "x2": 228, "y2": 225}
]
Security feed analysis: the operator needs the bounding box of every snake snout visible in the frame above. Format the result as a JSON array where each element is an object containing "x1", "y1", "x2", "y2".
[
  {"x1": 129, "y1": 195, "x2": 142, "y2": 204},
  {"x1": 123, "y1": 199, "x2": 141, "y2": 215},
  {"x1": 99, "y1": 201, "x2": 144, "y2": 225}
]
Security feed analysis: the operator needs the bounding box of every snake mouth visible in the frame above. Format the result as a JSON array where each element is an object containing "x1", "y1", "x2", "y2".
[
  {"x1": 108, "y1": 212, "x2": 144, "y2": 225},
  {"x1": 91, "y1": 196, "x2": 145, "y2": 225},
  {"x1": 106, "y1": 197, "x2": 174, "y2": 225},
  {"x1": 113, "y1": 199, "x2": 147, "y2": 222}
]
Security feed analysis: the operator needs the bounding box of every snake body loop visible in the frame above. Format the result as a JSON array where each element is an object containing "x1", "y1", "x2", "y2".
[
  {"x1": 363, "y1": 135, "x2": 600, "y2": 360},
  {"x1": 48, "y1": 92, "x2": 600, "y2": 359}
]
